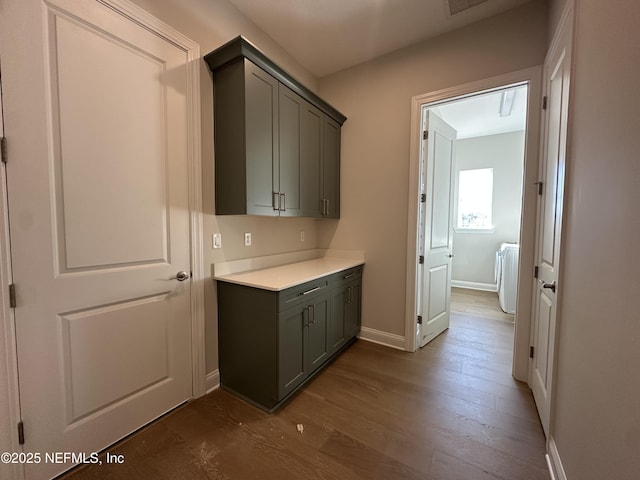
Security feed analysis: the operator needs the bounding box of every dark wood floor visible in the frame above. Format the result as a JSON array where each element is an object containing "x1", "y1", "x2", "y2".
[{"x1": 61, "y1": 288, "x2": 548, "y2": 480}]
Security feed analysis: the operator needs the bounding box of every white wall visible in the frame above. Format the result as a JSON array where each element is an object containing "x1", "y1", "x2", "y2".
[
  {"x1": 453, "y1": 131, "x2": 525, "y2": 287},
  {"x1": 317, "y1": 1, "x2": 547, "y2": 337},
  {"x1": 549, "y1": 0, "x2": 640, "y2": 478}
]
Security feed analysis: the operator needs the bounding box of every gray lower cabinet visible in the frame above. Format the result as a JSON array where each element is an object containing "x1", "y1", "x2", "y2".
[
  {"x1": 329, "y1": 267, "x2": 362, "y2": 355},
  {"x1": 217, "y1": 266, "x2": 362, "y2": 411}
]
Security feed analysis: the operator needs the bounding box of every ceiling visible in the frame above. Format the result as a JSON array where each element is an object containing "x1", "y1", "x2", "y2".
[
  {"x1": 434, "y1": 85, "x2": 528, "y2": 138},
  {"x1": 226, "y1": 0, "x2": 533, "y2": 77}
]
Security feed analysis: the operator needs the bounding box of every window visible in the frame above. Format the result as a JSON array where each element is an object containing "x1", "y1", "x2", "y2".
[{"x1": 457, "y1": 168, "x2": 493, "y2": 230}]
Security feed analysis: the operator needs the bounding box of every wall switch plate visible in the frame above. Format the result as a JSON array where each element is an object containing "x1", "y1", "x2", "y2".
[
  {"x1": 244, "y1": 232, "x2": 252, "y2": 246},
  {"x1": 300, "y1": 231, "x2": 305, "y2": 242},
  {"x1": 213, "y1": 233, "x2": 222, "y2": 249}
]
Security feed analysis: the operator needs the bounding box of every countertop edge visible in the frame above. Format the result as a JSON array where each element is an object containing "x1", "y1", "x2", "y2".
[{"x1": 213, "y1": 250, "x2": 365, "y2": 291}]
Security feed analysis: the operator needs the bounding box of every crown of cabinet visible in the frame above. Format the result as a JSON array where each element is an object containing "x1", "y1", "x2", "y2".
[
  {"x1": 204, "y1": 37, "x2": 345, "y2": 218},
  {"x1": 204, "y1": 36, "x2": 346, "y2": 125}
]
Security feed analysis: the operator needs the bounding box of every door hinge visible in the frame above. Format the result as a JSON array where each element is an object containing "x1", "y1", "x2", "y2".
[
  {"x1": 417, "y1": 315, "x2": 423, "y2": 325},
  {"x1": 535, "y1": 181, "x2": 543, "y2": 195},
  {"x1": 418, "y1": 255, "x2": 424, "y2": 264},
  {"x1": 542, "y1": 96, "x2": 548, "y2": 110},
  {"x1": 529, "y1": 346, "x2": 535, "y2": 359},
  {"x1": 534, "y1": 266, "x2": 539, "y2": 279},
  {"x1": 18, "y1": 421, "x2": 24, "y2": 445},
  {"x1": 1, "y1": 137, "x2": 7, "y2": 164},
  {"x1": 420, "y1": 193, "x2": 426, "y2": 203},
  {"x1": 9, "y1": 284, "x2": 16, "y2": 308},
  {"x1": 423, "y1": 130, "x2": 428, "y2": 140}
]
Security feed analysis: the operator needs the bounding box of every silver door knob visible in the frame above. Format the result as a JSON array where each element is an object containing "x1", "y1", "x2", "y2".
[{"x1": 173, "y1": 271, "x2": 190, "y2": 281}]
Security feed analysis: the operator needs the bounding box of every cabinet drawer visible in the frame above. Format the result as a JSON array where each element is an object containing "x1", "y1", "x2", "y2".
[
  {"x1": 331, "y1": 266, "x2": 362, "y2": 286},
  {"x1": 279, "y1": 277, "x2": 329, "y2": 311}
]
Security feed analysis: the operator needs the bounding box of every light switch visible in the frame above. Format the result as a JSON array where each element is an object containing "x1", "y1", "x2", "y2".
[
  {"x1": 213, "y1": 233, "x2": 222, "y2": 249},
  {"x1": 300, "y1": 231, "x2": 305, "y2": 242}
]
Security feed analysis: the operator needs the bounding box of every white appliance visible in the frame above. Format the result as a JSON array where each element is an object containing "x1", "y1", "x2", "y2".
[{"x1": 496, "y1": 243, "x2": 519, "y2": 314}]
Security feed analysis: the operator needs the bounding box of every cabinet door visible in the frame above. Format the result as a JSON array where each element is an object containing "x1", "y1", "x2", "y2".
[
  {"x1": 278, "y1": 85, "x2": 303, "y2": 216},
  {"x1": 321, "y1": 116, "x2": 341, "y2": 218},
  {"x1": 329, "y1": 284, "x2": 347, "y2": 355},
  {"x1": 245, "y1": 61, "x2": 279, "y2": 216},
  {"x1": 345, "y1": 280, "x2": 362, "y2": 340},
  {"x1": 300, "y1": 102, "x2": 323, "y2": 217},
  {"x1": 278, "y1": 304, "x2": 307, "y2": 398},
  {"x1": 307, "y1": 295, "x2": 329, "y2": 373}
]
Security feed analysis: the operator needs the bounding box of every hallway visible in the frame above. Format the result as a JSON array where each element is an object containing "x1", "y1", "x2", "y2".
[{"x1": 62, "y1": 288, "x2": 548, "y2": 479}]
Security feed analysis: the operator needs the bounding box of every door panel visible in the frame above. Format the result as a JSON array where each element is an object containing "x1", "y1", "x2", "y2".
[
  {"x1": 53, "y1": 14, "x2": 169, "y2": 270},
  {"x1": 245, "y1": 61, "x2": 279, "y2": 215},
  {"x1": 431, "y1": 131, "x2": 454, "y2": 249},
  {"x1": 322, "y1": 117, "x2": 340, "y2": 217},
  {"x1": 0, "y1": 1, "x2": 194, "y2": 477},
  {"x1": 61, "y1": 294, "x2": 171, "y2": 422},
  {"x1": 308, "y1": 297, "x2": 329, "y2": 372},
  {"x1": 278, "y1": 305, "x2": 306, "y2": 397},
  {"x1": 300, "y1": 102, "x2": 323, "y2": 217},
  {"x1": 278, "y1": 86, "x2": 303, "y2": 216},
  {"x1": 419, "y1": 111, "x2": 456, "y2": 347},
  {"x1": 529, "y1": 14, "x2": 572, "y2": 436}
]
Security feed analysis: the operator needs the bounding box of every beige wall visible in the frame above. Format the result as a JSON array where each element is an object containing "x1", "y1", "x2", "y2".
[
  {"x1": 317, "y1": 1, "x2": 548, "y2": 337},
  {"x1": 548, "y1": 0, "x2": 568, "y2": 45},
  {"x1": 550, "y1": 0, "x2": 640, "y2": 478},
  {"x1": 128, "y1": 0, "x2": 321, "y2": 374}
]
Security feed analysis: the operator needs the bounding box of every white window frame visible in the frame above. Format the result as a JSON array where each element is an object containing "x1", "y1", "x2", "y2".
[{"x1": 455, "y1": 167, "x2": 495, "y2": 234}]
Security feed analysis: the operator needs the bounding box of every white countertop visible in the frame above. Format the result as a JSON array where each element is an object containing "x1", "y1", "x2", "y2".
[{"x1": 213, "y1": 250, "x2": 364, "y2": 291}]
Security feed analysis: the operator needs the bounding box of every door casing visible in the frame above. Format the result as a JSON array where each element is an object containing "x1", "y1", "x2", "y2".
[{"x1": 406, "y1": 66, "x2": 543, "y2": 381}]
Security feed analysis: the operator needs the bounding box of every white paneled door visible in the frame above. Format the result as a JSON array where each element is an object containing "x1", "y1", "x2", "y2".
[
  {"x1": 529, "y1": 12, "x2": 572, "y2": 436},
  {"x1": 0, "y1": 1, "x2": 195, "y2": 477},
  {"x1": 418, "y1": 110, "x2": 457, "y2": 347}
]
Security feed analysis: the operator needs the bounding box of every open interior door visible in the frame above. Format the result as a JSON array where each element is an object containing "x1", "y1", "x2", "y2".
[{"x1": 418, "y1": 110, "x2": 457, "y2": 347}]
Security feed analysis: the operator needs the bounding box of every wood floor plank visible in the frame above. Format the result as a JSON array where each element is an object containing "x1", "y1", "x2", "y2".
[{"x1": 60, "y1": 288, "x2": 548, "y2": 480}]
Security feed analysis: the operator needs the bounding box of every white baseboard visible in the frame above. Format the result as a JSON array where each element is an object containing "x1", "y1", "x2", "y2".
[
  {"x1": 451, "y1": 280, "x2": 497, "y2": 292},
  {"x1": 358, "y1": 327, "x2": 406, "y2": 350},
  {"x1": 205, "y1": 369, "x2": 220, "y2": 393},
  {"x1": 546, "y1": 436, "x2": 567, "y2": 480}
]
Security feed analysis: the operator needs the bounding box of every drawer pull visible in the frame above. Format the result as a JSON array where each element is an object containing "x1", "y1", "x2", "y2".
[
  {"x1": 300, "y1": 286, "x2": 322, "y2": 296},
  {"x1": 343, "y1": 272, "x2": 358, "y2": 280}
]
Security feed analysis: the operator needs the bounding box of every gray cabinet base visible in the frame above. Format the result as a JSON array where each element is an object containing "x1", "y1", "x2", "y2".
[
  {"x1": 217, "y1": 266, "x2": 362, "y2": 412},
  {"x1": 221, "y1": 337, "x2": 357, "y2": 413}
]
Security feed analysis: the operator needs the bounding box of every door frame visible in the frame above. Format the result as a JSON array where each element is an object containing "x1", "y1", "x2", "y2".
[
  {"x1": 0, "y1": 65, "x2": 24, "y2": 480},
  {"x1": 405, "y1": 66, "x2": 542, "y2": 381},
  {"x1": 0, "y1": 0, "x2": 205, "y2": 471}
]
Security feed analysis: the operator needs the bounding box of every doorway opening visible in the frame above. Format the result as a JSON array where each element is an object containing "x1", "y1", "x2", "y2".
[
  {"x1": 405, "y1": 67, "x2": 542, "y2": 381},
  {"x1": 417, "y1": 84, "x2": 527, "y2": 355}
]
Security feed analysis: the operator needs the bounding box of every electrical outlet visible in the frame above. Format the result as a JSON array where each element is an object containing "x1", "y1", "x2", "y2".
[
  {"x1": 244, "y1": 232, "x2": 252, "y2": 246},
  {"x1": 213, "y1": 233, "x2": 222, "y2": 249}
]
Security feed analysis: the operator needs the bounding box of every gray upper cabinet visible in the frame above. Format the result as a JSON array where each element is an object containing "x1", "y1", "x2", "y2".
[{"x1": 205, "y1": 36, "x2": 346, "y2": 218}]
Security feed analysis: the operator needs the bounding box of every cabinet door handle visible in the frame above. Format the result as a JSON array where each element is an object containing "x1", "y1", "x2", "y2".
[
  {"x1": 300, "y1": 286, "x2": 321, "y2": 296},
  {"x1": 280, "y1": 192, "x2": 286, "y2": 211},
  {"x1": 309, "y1": 304, "x2": 316, "y2": 325},
  {"x1": 273, "y1": 191, "x2": 280, "y2": 211}
]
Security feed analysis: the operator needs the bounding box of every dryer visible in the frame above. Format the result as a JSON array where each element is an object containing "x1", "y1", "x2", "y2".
[{"x1": 496, "y1": 243, "x2": 519, "y2": 314}]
